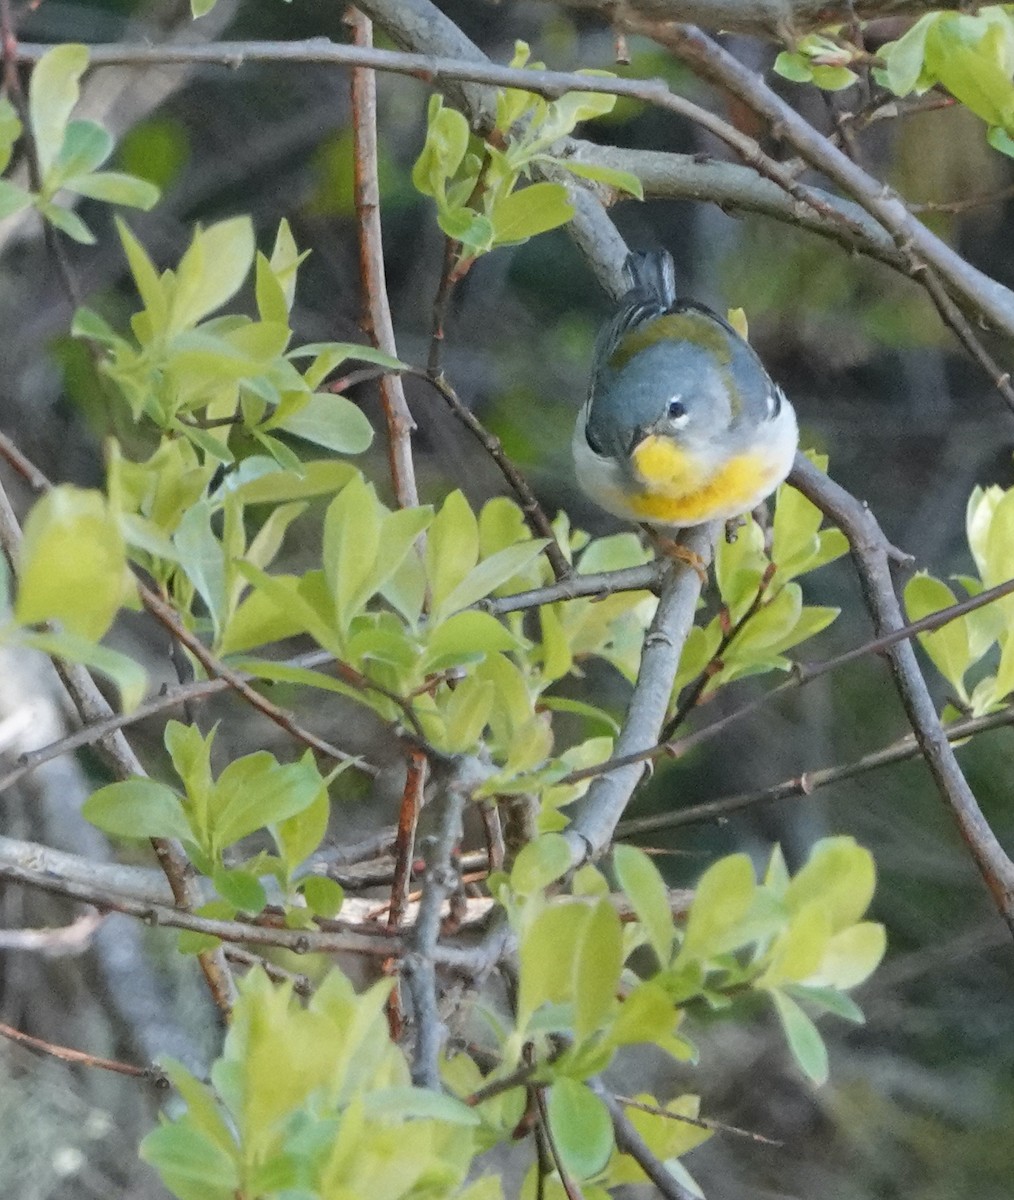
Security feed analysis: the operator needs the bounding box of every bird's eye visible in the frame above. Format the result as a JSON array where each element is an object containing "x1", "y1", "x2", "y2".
[{"x1": 666, "y1": 398, "x2": 687, "y2": 422}]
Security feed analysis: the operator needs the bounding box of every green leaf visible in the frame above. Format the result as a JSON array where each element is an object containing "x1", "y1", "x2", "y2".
[
  {"x1": 412, "y1": 96, "x2": 471, "y2": 201},
  {"x1": 679, "y1": 853, "x2": 756, "y2": 960},
  {"x1": 427, "y1": 491, "x2": 479, "y2": 620},
  {"x1": 784, "y1": 836, "x2": 875, "y2": 931},
  {"x1": 169, "y1": 216, "x2": 255, "y2": 332},
  {"x1": 83, "y1": 778, "x2": 190, "y2": 841},
  {"x1": 16, "y1": 485, "x2": 128, "y2": 641},
  {"x1": 440, "y1": 675, "x2": 494, "y2": 753},
  {"x1": 301, "y1": 875, "x2": 345, "y2": 918},
  {"x1": 558, "y1": 158, "x2": 643, "y2": 198},
  {"x1": 212, "y1": 752, "x2": 326, "y2": 849},
  {"x1": 28, "y1": 44, "x2": 89, "y2": 176},
  {"x1": 116, "y1": 218, "x2": 168, "y2": 329},
  {"x1": 45, "y1": 119, "x2": 112, "y2": 187},
  {"x1": 438, "y1": 207, "x2": 494, "y2": 252},
  {"x1": 68, "y1": 170, "x2": 160, "y2": 209},
  {"x1": 273, "y1": 785, "x2": 331, "y2": 876},
  {"x1": 139, "y1": 1121, "x2": 239, "y2": 1200},
  {"x1": 904, "y1": 573, "x2": 972, "y2": 698},
  {"x1": 422, "y1": 610, "x2": 520, "y2": 671},
  {"x1": 490, "y1": 182, "x2": 574, "y2": 246},
  {"x1": 879, "y1": 13, "x2": 936, "y2": 96},
  {"x1": 173, "y1": 501, "x2": 227, "y2": 642},
  {"x1": 0, "y1": 179, "x2": 33, "y2": 220},
  {"x1": 573, "y1": 898, "x2": 623, "y2": 1042},
  {"x1": 511, "y1": 833, "x2": 572, "y2": 896},
  {"x1": 212, "y1": 866, "x2": 267, "y2": 912},
  {"x1": 773, "y1": 51, "x2": 814, "y2": 83},
  {"x1": 813, "y1": 922, "x2": 886, "y2": 989},
  {"x1": 23, "y1": 629, "x2": 147, "y2": 713},
  {"x1": 810, "y1": 65, "x2": 858, "y2": 91},
  {"x1": 771, "y1": 989, "x2": 829, "y2": 1084},
  {"x1": 0, "y1": 96, "x2": 22, "y2": 174},
  {"x1": 546, "y1": 1079, "x2": 613, "y2": 1181},
  {"x1": 277, "y1": 391, "x2": 374, "y2": 454},
  {"x1": 612, "y1": 844, "x2": 674, "y2": 968},
  {"x1": 786, "y1": 984, "x2": 864, "y2": 1024},
  {"x1": 38, "y1": 201, "x2": 94, "y2": 244},
  {"x1": 322, "y1": 473, "x2": 381, "y2": 636},
  {"x1": 439, "y1": 540, "x2": 548, "y2": 618}
]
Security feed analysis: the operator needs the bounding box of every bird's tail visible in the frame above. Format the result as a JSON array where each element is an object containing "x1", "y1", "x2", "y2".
[{"x1": 625, "y1": 250, "x2": 677, "y2": 306}]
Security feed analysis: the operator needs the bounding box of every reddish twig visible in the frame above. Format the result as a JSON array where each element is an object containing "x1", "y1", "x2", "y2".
[
  {"x1": 0, "y1": 1020, "x2": 165, "y2": 1083},
  {"x1": 347, "y1": 8, "x2": 420, "y2": 510}
]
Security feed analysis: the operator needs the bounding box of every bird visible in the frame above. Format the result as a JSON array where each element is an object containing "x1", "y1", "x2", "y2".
[{"x1": 572, "y1": 250, "x2": 798, "y2": 544}]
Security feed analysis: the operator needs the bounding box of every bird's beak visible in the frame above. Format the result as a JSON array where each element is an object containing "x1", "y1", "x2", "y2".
[{"x1": 627, "y1": 425, "x2": 651, "y2": 455}]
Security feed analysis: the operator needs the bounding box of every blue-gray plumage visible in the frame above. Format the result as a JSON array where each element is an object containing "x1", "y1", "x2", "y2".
[{"x1": 573, "y1": 250, "x2": 798, "y2": 528}]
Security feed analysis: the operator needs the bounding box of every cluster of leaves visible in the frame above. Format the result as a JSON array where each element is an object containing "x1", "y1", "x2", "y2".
[
  {"x1": 139, "y1": 837, "x2": 884, "y2": 1200},
  {"x1": 412, "y1": 41, "x2": 641, "y2": 262},
  {"x1": 74, "y1": 216, "x2": 388, "y2": 467},
  {"x1": 904, "y1": 481, "x2": 1014, "y2": 719},
  {"x1": 0, "y1": 45, "x2": 158, "y2": 242},
  {"x1": 674, "y1": 453, "x2": 847, "y2": 697},
  {"x1": 775, "y1": 7, "x2": 1014, "y2": 160},
  {"x1": 774, "y1": 32, "x2": 862, "y2": 92},
  {"x1": 83, "y1": 720, "x2": 346, "y2": 927},
  {"x1": 876, "y1": 6, "x2": 1014, "y2": 158},
  {"x1": 140, "y1": 968, "x2": 504, "y2": 1200}
]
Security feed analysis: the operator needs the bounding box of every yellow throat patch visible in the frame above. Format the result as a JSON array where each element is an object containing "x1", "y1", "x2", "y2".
[{"x1": 629, "y1": 434, "x2": 770, "y2": 524}]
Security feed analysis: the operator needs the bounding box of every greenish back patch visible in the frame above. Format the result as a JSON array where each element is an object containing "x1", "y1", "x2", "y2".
[{"x1": 608, "y1": 313, "x2": 733, "y2": 371}]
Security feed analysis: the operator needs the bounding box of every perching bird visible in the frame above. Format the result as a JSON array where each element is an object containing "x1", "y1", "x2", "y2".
[{"x1": 573, "y1": 250, "x2": 798, "y2": 533}]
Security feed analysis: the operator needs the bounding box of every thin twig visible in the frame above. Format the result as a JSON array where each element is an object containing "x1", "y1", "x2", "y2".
[
  {"x1": 0, "y1": 1021, "x2": 165, "y2": 1083},
  {"x1": 417, "y1": 368, "x2": 573, "y2": 582},
  {"x1": 613, "y1": 1093, "x2": 782, "y2": 1147},
  {"x1": 618, "y1": 702, "x2": 1014, "y2": 839},
  {"x1": 589, "y1": 1079, "x2": 698, "y2": 1200},
  {"x1": 0, "y1": 649, "x2": 376, "y2": 800},
  {"x1": 385, "y1": 748, "x2": 426, "y2": 1039}
]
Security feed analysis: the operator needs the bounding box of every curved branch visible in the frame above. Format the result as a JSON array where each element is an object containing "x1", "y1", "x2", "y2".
[
  {"x1": 654, "y1": 25, "x2": 1014, "y2": 342},
  {"x1": 791, "y1": 455, "x2": 1014, "y2": 932}
]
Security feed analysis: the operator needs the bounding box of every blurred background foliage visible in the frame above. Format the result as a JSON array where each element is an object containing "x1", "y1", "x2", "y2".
[{"x1": 0, "y1": 1, "x2": 1013, "y2": 1198}]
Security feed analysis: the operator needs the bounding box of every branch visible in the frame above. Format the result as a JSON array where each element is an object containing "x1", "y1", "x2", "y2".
[
  {"x1": 0, "y1": 850, "x2": 499, "y2": 967},
  {"x1": 563, "y1": 140, "x2": 905, "y2": 273},
  {"x1": 653, "y1": 25, "x2": 1014, "y2": 343},
  {"x1": 403, "y1": 758, "x2": 472, "y2": 1088},
  {"x1": 564, "y1": 526, "x2": 715, "y2": 865},
  {"x1": 482, "y1": 560, "x2": 665, "y2": 616}
]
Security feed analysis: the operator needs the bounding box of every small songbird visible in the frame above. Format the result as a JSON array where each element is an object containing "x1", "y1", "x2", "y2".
[{"x1": 573, "y1": 250, "x2": 798, "y2": 531}]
